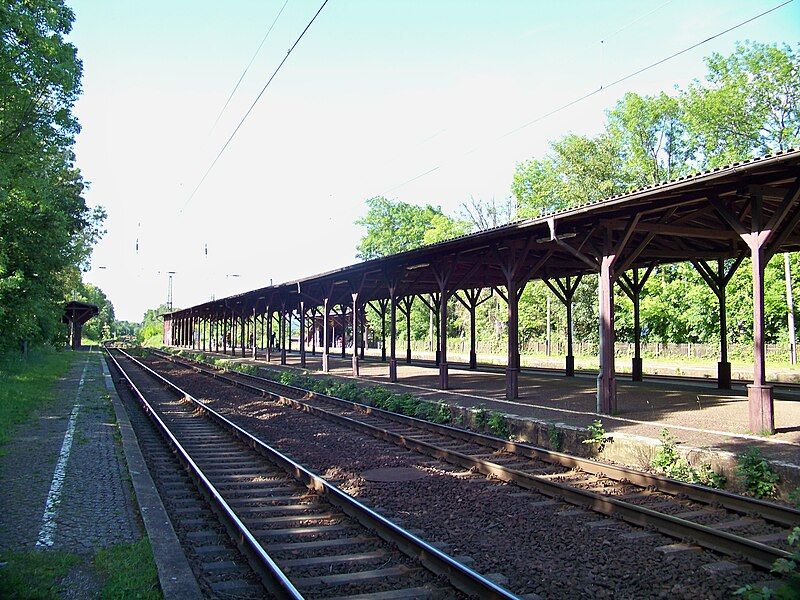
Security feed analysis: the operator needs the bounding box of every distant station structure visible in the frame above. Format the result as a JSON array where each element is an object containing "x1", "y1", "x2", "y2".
[
  {"x1": 63, "y1": 301, "x2": 99, "y2": 350},
  {"x1": 163, "y1": 150, "x2": 800, "y2": 434}
]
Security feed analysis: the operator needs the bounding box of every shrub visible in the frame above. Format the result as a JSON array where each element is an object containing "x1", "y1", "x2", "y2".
[
  {"x1": 487, "y1": 411, "x2": 510, "y2": 439},
  {"x1": 736, "y1": 447, "x2": 779, "y2": 499},
  {"x1": 651, "y1": 429, "x2": 725, "y2": 489}
]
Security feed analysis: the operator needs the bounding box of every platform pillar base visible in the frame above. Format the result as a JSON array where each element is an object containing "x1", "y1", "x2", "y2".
[
  {"x1": 747, "y1": 384, "x2": 774, "y2": 435},
  {"x1": 717, "y1": 361, "x2": 732, "y2": 389},
  {"x1": 505, "y1": 367, "x2": 519, "y2": 400},
  {"x1": 389, "y1": 358, "x2": 398, "y2": 382},
  {"x1": 631, "y1": 357, "x2": 643, "y2": 382},
  {"x1": 565, "y1": 355, "x2": 575, "y2": 377}
]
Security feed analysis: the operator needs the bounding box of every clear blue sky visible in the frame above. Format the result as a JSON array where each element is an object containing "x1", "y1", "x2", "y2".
[{"x1": 68, "y1": 0, "x2": 800, "y2": 320}]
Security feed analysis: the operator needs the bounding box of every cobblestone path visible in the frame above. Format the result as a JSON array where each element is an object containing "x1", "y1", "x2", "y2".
[{"x1": 0, "y1": 350, "x2": 141, "y2": 554}]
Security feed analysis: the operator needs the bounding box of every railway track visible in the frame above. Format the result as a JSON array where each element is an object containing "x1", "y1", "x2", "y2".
[
  {"x1": 106, "y1": 347, "x2": 517, "y2": 600},
  {"x1": 150, "y1": 348, "x2": 800, "y2": 572}
]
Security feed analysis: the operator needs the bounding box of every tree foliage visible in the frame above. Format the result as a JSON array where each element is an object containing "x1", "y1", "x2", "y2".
[
  {"x1": 138, "y1": 305, "x2": 172, "y2": 347},
  {"x1": 355, "y1": 196, "x2": 468, "y2": 259},
  {"x1": 0, "y1": 0, "x2": 104, "y2": 352},
  {"x1": 74, "y1": 283, "x2": 115, "y2": 342},
  {"x1": 682, "y1": 41, "x2": 800, "y2": 167}
]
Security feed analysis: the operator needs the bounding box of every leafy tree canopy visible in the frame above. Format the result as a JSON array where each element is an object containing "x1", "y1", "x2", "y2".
[
  {"x1": 355, "y1": 196, "x2": 468, "y2": 259},
  {"x1": 0, "y1": 0, "x2": 104, "y2": 352}
]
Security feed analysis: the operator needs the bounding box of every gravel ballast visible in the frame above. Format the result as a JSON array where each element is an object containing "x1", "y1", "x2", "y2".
[{"x1": 144, "y1": 355, "x2": 783, "y2": 599}]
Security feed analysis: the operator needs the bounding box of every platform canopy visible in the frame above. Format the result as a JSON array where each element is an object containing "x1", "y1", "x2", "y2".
[
  {"x1": 62, "y1": 301, "x2": 99, "y2": 350},
  {"x1": 165, "y1": 149, "x2": 800, "y2": 433}
]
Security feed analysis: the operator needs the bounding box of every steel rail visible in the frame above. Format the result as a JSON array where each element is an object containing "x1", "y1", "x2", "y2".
[
  {"x1": 156, "y1": 349, "x2": 800, "y2": 528},
  {"x1": 118, "y1": 348, "x2": 518, "y2": 600},
  {"x1": 105, "y1": 348, "x2": 303, "y2": 600},
  {"x1": 153, "y1": 348, "x2": 798, "y2": 570}
]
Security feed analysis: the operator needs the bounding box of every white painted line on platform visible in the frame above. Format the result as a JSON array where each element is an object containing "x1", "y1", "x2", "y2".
[{"x1": 36, "y1": 356, "x2": 90, "y2": 548}]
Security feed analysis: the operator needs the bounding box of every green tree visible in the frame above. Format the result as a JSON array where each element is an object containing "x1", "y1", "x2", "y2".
[
  {"x1": 74, "y1": 283, "x2": 115, "y2": 342},
  {"x1": 512, "y1": 133, "x2": 631, "y2": 218},
  {"x1": 138, "y1": 305, "x2": 172, "y2": 347},
  {"x1": 355, "y1": 196, "x2": 467, "y2": 259},
  {"x1": 682, "y1": 41, "x2": 800, "y2": 167},
  {"x1": 607, "y1": 92, "x2": 689, "y2": 185},
  {"x1": 0, "y1": 0, "x2": 104, "y2": 352}
]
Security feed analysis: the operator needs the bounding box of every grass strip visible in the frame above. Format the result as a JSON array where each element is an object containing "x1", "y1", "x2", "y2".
[
  {"x1": 95, "y1": 538, "x2": 162, "y2": 599},
  {"x1": 0, "y1": 550, "x2": 81, "y2": 599},
  {"x1": 0, "y1": 347, "x2": 78, "y2": 449}
]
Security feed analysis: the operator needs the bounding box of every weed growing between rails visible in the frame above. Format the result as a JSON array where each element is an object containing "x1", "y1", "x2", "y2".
[{"x1": 650, "y1": 429, "x2": 727, "y2": 489}]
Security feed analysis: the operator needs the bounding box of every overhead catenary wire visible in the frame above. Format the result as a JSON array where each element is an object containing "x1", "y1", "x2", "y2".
[
  {"x1": 209, "y1": 0, "x2": 290, "y2": 134},
  {"x1": 181, "y1": 0, "x2": 330, "y2": 215},
  {"x1": 382, "y1": 0, "x2": 794, "y2": 195}
]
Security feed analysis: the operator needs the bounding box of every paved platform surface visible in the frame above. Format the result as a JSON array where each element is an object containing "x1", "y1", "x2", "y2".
[
  {"x1": 0, "y1": 350, "x2": 141, "y2": 554},
  {"x1": 203, "y1": 347, "x2": 800, "y2": 466}
]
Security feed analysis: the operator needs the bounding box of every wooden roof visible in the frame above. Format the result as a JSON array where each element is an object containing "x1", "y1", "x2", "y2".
[{"x1": 167, "y1": 149, "x2": 800, "y2": 318}]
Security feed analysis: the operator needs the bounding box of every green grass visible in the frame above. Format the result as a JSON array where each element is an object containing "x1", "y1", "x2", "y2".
[
  {"x1": 0, "y1": 550, "x2": 81, "y2": 599},
  {"x1": 0, "y1": 347, "x2": 78, "y2": 449},
  {"x1": 95, "y1": 538, "x2": 161, "y2": 599},
  {"x1": 0, "y1": 538, "x2": 162, "y2": 599}
]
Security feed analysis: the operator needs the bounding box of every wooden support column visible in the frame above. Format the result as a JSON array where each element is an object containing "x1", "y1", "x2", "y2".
[
  {"x1": 266, "y1": 306, "x2": 272, "y2": 362},
  {"x1": 432, "y1": 259, "x2": 456, "y2": 389},
  {"x1": 260, "y1": 311, "x2": 265, "y2": 356},
  {"x1": 543, "y1": 276, "x2": 583, "y2": 377},
  {"x1": 553, "y1": 215, "x2": 637, "y2": 414},
  {"x1": 711, "y1": 182, "x2": 800, "y2": 433},
  {"x1": 418, "y1": 293, "x2": 441, "y2": 365},
  {"x1": 287, "y1": 310, "x2": 293, "y2": 354},
  {"x1": 222, "y1": 312, "x2": 228, "y2": 353},
  {"x1": 495, "y1": 242, "x2": 534, "y2": 400},
  {"x1": 252, "y1": 308, "x2": 257, "y2": 359},
  {"x1": 340, "y1": 304, "x2": 348, "y2": 358},
  {"x1": 280, "y1": 305, "x2": 287, "y2": 365},
  {"x1": 297, "y1": 303, "x2": 305, "y2": 367},
  {"x1": 618, "y1": 267, "x2": 654, "y2": 382},
  {"x1": 692, "y1": 256, "x2": 744, "y2": 388},
  {"x1": 351, "y1": 294, "x2": 360, "y2": 376},
  {"x1": 494, "y1": 283, "x2": 523, "y2": 399},
  {"x1": 368, "y1": 300, "x2": 389, "y2": 362},
  {"x1": 379, "y1": 299, "x2": 388, "y2": 361},
  {"x1": 598, "y1": 251, "x2": 617, "y2": 414},
  {"x1": 389, "y1": 286, "x2": 399, "y2": 382},
  {"x1": 240, "y1": 313, "x2": 245, "y2": 357},
  {"x1": 401, "y1": 296, "x2": 414, "y2": 363},
  {"x1": 322, "y1": 298, "x2": 331, "y2": 372},
  {"x1": 359, "y1": 304, "x2": 366, "y2": 360},
  {"x1": 750, "y1": 242, "x2": 773, "y2": 432},
  {"x1": 310, "y1": 307, "x2": 317, "y2": 356}
]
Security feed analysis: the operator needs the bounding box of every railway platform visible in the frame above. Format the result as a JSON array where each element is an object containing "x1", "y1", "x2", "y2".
[
  {"x1": 203, "y1": 348, "x2": 800, "y2": 485},
  {"x1": 0, "y1": 349, "x2": 141, "y2": 594},
  {"x1": 0, "y1": 348, "x2": 197, "y2": 598}
]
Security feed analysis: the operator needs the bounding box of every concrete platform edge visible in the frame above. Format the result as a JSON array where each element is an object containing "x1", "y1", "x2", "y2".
[{"x1": 101, "y1": 354, "x2": 202, "y2": 599}]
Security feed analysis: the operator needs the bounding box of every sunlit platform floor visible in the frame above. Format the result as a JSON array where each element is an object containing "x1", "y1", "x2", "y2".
[{"x1": 197, "y1": 347, "x2": 800, "y2": 465}]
